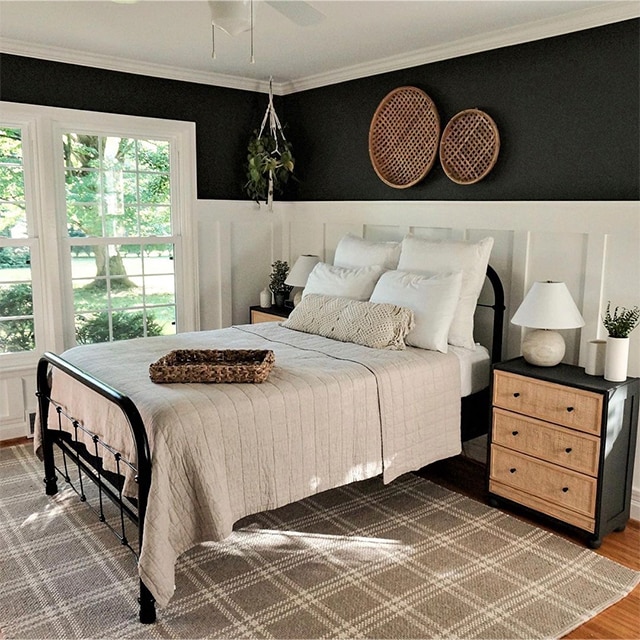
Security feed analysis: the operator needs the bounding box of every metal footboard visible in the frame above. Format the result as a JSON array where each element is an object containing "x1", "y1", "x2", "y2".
[{"x1": 36, "y1": 352, "x2": 156, "y2": 624}]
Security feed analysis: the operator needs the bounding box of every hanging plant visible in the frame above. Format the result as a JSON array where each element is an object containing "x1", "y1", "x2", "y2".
[
  {"x1": 244, "y1": 128, "x2": 294, "y2": 205},
  {"x1": 243, "y1": 78, "x2": 295, "y2": 209}
]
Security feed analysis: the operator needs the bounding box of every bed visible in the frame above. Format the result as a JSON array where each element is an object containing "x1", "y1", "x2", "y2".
[{"x1": 35, "y1": 235, "x2": 505, "y2": 624}]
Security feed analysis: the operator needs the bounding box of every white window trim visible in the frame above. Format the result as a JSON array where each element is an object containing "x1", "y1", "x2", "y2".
[{"x1": 0, "y1": 101, "x2": 199, "y2": 369}]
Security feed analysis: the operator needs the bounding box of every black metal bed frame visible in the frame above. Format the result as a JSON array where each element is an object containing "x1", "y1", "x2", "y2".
[{"x1": 35, "y1": 265, "x2": 505, "y2": 625}]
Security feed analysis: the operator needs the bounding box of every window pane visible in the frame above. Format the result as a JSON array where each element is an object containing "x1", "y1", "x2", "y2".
[
  {"x1": 1, "y1": 127, "x2": 27, "y2": 239},
  {"x1": 0, "y1": 126, "x2": 35, "y2": 354},
  {"x1": 0, "y1": 127, "x2": 23, "y2": 164},
  {"x1": 0, "y1": 272, "x2": 35, "y2": 354},
  {"x1": 0, "y1": 165, "x2": 25, "y2": 200},
  {"x1": 140, "y1": 206, "x2": 171, "y2": 236},
  {"x1": 0, "y1": 318, "x2": 35, "y2": 352},
  {"x1": 150, "y1": 305, "x2": 176, "y2": 335},
  {"x1": 0, "y1": 246, "x2": 30, "y2": 269}
]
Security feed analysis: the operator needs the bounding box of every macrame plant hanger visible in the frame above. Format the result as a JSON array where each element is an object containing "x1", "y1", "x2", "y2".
[{"x1": 258, "y1": 77, "x2": 287, "y2": 210}]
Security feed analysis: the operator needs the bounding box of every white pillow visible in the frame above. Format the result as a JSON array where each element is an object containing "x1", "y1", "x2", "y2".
[
  {"x1": 397, "y1": 236, "x2": 494, "y2": 350},
  {"x1": 302, "y1": 262, "x2": 384, "y2": 301},
  {"x1": 282, "y1": 294, "x2": 414, "y2": 350},
  {"x1": 370, "y1": 270, "x2": 463, "y2": 353},
  {"x1": 334, "y1": 233, "x2": 401, "y2": 270}
]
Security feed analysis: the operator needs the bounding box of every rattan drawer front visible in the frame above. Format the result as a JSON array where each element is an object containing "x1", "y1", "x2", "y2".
[
  {"x1": 489, "y1": 480, "x2": 595, "y2": 533},
  {"x1": 493, "y1": 371, "x2": 602, "y2": 435},
  {"x1": 251, "y1": 310, "x2": 284, "y2": 324},
  {"x1": 492, "y1": 409, "x2": 600, "y2": 476},
  {"x1": 490, "y1": 445, "x2": 597, "y2": 517}
]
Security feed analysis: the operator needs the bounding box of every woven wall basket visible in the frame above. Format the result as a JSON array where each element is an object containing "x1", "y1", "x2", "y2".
[
  {"x1": 439, "y1": 109, "x2": 500, "y2": 185},
  {"x1": 368, "y1": 86, "x2": 440, "y2": 189}
]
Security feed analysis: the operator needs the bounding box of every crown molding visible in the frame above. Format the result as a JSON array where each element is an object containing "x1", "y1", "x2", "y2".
[
  {"x1": 1, "y1": 1, "x2": 637, "y2": 96},
  {"x1": 279, "y1": 1, "x2": 640, "y2": 94},
  {"x1": 0, "y1": 39, "x2": 272, "y2": 94}
]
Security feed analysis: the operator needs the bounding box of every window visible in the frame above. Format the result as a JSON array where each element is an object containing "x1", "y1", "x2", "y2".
[
  {"x1": 0, "y1": 126, "x2": 35, "y2": 353},
  {"x1": 63, "y1": 134, "x2": 177, "y2": 343},
  {"x1": 0, "y1": 103, "x2": 198, "y2": 363}
]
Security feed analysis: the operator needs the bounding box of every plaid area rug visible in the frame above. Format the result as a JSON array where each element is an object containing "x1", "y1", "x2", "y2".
[{"x1": 1, "y1": 444, "x2": 638, "y2": 639}]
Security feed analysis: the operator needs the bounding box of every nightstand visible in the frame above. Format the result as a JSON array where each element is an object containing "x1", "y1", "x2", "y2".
[
  {"x1": 249, "y1": 305, "x2": 291, "y2": 324},
  {"x1": 487, "y1": 357, "x2": 639, "y2": 548}
]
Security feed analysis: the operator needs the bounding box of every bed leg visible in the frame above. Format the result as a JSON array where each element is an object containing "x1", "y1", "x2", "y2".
[
  {"x1": 36, "y1": 359, "x2": 58, "y2": 496},
  {"x1": 139, "y1": 580, "x2": 156, "y2": 624}
]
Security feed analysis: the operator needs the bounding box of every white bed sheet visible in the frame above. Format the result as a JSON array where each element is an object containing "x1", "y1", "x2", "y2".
[{"x1": 450, "y1": 344, "x2": 491, "y2": 397}]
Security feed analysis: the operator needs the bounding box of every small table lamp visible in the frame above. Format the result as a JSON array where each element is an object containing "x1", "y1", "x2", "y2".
[
  {"x1": 511, "y1": 281, "x2": 585, "y2": 367},
  {"x1": 285, "y1": 255, "x2": 320, "y2": 306}
]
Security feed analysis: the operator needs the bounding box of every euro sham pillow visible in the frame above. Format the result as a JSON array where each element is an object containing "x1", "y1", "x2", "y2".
[
  {"x1": 282, "y1": 294, "x2": 415, "y2": 350},
  {"x1": 369, "y1": 270, "x2": 463, "y2": 353},
  {"x1": 302, "y1": 262, "x2": 384, "y2": 301},
  {"x1": 334, "y1": 233, "x2": 401, "y2": 270},
  {"x1": 397, "y1": 235, "x2": 494, "y2": 350}
]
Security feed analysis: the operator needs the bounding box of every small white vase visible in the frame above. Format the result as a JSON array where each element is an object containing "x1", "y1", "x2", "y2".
[
  {"x1": 259, "y1": 288, "x2": 272, "y2": 308},
  {"x1": 604, "y1": 336, "x2": 630, "y2": 382}
]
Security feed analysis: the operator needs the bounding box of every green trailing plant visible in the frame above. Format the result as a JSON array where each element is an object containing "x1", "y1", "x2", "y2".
[
  {"x1": 269, "y1": 260, "x2": 293, "y2": 296},
  {"x1": 602, "y1": 301, "x2": 640, "y2": 338},
  {"x1": 244, "y1": 129, "x2": 295, "y2": 205}
]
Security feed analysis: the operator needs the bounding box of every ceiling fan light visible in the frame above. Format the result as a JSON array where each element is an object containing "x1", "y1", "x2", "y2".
[{"x1": 209, "y1": 0, "x2": 252, "y2": 37}]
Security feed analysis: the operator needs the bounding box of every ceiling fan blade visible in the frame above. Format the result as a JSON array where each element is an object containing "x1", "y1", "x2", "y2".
[{"x1": 265, "y1": 1, "x2": 325, "y2": 27}]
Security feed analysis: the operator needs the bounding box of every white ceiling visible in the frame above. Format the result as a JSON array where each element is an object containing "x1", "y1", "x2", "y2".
[{"x1": 1, "y1": 0, "x2": 638, "y2": 94}]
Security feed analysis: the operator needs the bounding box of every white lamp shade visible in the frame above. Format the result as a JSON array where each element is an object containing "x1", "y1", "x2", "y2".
[
  {"x1": 285, "y1": 255, "x2": 320, "y2": 288},
  {"x1": 511, "y1": 281, "x2": 585, "y2": 330},
  {"x1": 209, "y1": 0, "x2": 251, "y2": 36}
]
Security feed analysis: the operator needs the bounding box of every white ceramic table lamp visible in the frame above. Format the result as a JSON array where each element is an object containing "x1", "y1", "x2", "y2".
[
  {"x1": 511, "y1": 281, "x2": 585, "y2": 366},
  {"x1": 285, "y1": 255, "x2": 320, "y2": 306}
]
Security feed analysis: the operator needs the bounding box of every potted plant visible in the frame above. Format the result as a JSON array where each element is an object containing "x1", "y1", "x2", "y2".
[
  {"x1": 269, "y1": 260, "x2": 293, "y2": 308},
  {"x1": 244, "y1": 129, "x2": 295, "y2": 207},
  {"x1": 602, "y1": 301, "x2": 640, "y2": 382}
]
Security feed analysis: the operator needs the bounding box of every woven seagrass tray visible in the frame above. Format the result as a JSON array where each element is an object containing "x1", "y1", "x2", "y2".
[
  {"x1": 439, "y1": 109, "x2": 500, "y2": 185},
  {"x1": 368, "y1": 86, "x2": 440, "y2": 189},
  {"x1": 149, "y1": 349, "x2": 275, "y2": 384}
]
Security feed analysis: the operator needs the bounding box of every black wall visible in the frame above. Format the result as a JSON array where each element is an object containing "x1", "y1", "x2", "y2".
[
  {"x1": 1, "y1": 18, "x2": 638, "y2": 201},
  {"x1": 283, "y1": 19, "x2": 639, "y2": 201}
]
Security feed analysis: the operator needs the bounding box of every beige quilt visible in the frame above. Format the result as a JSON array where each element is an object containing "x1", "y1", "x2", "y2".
[{"x1": 38, "y1": 323, "x2": 461, "y2": 607}]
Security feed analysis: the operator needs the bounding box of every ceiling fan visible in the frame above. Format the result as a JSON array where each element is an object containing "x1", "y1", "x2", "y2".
[
  {"x1": 209, "y1": 0, "x2": 325, "y2": 61},
  {"x1": 210, "y1": 1, "x2": 325, "y2": 33}
]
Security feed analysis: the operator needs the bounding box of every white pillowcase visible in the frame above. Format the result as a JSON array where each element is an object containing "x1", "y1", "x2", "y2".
[
  {"x1": 302, "y1": 262, "x2": 384, "y2": 301},
  {"x1": 397, "y1": 236, "x2": 494, "y2": 350},
  {"x1": 334, "y1": 233, "x2": 401, "y2": 270},
  {"x1": 370, "y1": 270, "x2": 463, "y2": 353}
]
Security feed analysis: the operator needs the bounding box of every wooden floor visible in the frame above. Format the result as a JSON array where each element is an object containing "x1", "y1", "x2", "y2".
[{"x1": 4, "y1": 437, "x2": 639, "y2": 638}]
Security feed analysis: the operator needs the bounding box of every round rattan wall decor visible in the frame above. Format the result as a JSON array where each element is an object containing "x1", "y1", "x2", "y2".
[
  {"x1": 439, "y1": 109, "x2": 500, "y2": 185},
  {"x1": 368, "y1": 86, "x2": 440, "y2": 189}
]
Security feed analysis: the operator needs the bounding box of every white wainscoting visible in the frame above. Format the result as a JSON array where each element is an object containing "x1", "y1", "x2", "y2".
[
  {"x1": 197, "y1": 199, "x2": 639, "y2": 375},
  {"x1": 196, "y1": 199, "x2": 640, "y2": 519}
]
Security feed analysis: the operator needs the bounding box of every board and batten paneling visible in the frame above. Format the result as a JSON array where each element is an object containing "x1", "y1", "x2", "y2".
[
  {"x1": 196, "y1": 199, "x2": 639, "y2": 374},
  {"x1": 196, "y1": 199, "x2": 640, "y2": 520}
]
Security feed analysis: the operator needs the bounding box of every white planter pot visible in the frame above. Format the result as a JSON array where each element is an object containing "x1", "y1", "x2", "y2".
[{"x1": 604, "y1": 336, "x2": 630, "y2": 382}]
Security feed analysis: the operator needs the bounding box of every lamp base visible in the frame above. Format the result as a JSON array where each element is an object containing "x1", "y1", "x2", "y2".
[{"x1": 521, "y1": 329, "x2": 566, "y2": 367}]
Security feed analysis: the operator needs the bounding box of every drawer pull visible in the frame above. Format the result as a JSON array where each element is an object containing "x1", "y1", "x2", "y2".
[
  {"x1": 513, "y1": 392, "x2": 520, "y2": 398},
  {"x1": 565, "y1": 447, "x2": 572, "y2": 453},
  {"x1": 562, "y1": 487, "x2": 569, "y2": 493},
  {"x1": 511, "y1": 430, "x2": 519, "y2": 436},
  {"x1": 566, "y1": 406, "x2": 574, "y2": 413},
  {"x1": 509, "y1": 468, "x2": 517, "y2": 474}
]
